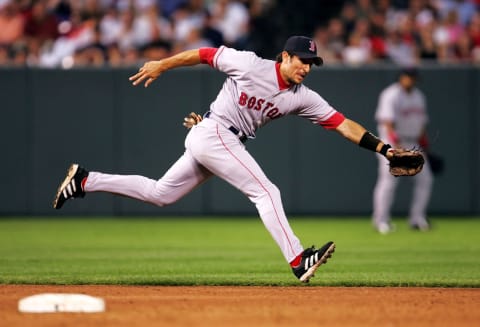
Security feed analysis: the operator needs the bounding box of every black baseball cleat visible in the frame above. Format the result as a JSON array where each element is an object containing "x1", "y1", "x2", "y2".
[
  {"x1": 53, "y1": 163, "x2": 89, "y2": 209},
  {"x1": 292, "y1": 241, "x2": 336, "y2": 283}
]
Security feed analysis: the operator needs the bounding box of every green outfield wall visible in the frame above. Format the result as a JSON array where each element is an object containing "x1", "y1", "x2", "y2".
[{"x1": 1, "y1": 66, "x2": 478, "y2": 216}]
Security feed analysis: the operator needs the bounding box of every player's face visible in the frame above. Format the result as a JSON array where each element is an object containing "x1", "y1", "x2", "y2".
[
  {"x1": 281, "y1": 53, "x2": 313, "y2": 85},
  {"x1": 399, "y1": 75, "x2": 416, "y2": 92}
]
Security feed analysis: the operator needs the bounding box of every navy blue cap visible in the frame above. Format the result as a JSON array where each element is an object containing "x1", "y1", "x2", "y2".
[
  {"x1": 283, "y1": 36, "x2": 323, "y2": 66},
  {"x1": 399, "y1": 67, "x2": 419, "y2": 78}
]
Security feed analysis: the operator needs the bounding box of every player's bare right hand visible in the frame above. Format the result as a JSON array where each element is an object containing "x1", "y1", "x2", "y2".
[
  {"x1": 183, "y1": 112, "x2": 203, "y2": 129},
  {"x1": 129, "y1": 61, "x2": 164, "y2": 88}
]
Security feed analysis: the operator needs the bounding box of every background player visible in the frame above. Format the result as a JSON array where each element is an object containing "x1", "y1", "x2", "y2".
[
  {"x1": 372, "y1": 68, "x2": 433, "y2": 234},
  {"x1": 53, "y1": 36, "x2": 396, "y2": 282}
]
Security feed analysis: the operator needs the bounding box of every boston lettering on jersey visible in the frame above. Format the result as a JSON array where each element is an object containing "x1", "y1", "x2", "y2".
[
  {"x1": 399, "y1": 107, "x2": 424, "y2": 117},
  {"x1": 238, "y1": 91, "x2": 283, "y2": 119}
]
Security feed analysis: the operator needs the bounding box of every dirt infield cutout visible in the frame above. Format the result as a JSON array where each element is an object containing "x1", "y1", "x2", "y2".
[{"x1": 1, "y1": 285, "x2": 479, "y2": 327}]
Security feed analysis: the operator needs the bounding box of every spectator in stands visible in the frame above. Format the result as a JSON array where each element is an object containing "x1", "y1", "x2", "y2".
[
  {"x1": 181, "y1": 25, "x2": 213, "y2": 50},
  {"x1": 74, "y1": 20, "x2": 108, "y2": 67},
  {"x1": 170, "y1": 1, "x2": 205, "y2": 51},
  {"x1": 454, "y1": 29, "x2": 474, "y2": 61},
  {"x1": 0, "y1": 0, "x2": 24, "y2": 47},
  {"x1": 313, "y1": 25, "x2": 340, "y2": 64},
  {"x1": 0, "y1": 44, "x2": 9, "y2": 64},
  {"x1": 418, "y1": 23, "x2": 439, "y2": 60},
  {"x1": 159, "y1": 0, "x2": 189, "y2": 18},
  {"x1": 385, "y1": 28, "x2": 419, "y2": 65},
  {"x1": 340, "y1": 1, "x2": 357, "y2": 36},
  {"x1": 397, "y1": 12, "x2": 418, "y2": 47},
  {"x1": 202, "y1": 9, "x2": 224, "y2": 48},
  {"x1": 369, "y1": 9, "x2": 388, "y2": 59},
  {"x1": 384, "y1": 12, "x2": 420, "y2": 65},
  {"x1": 326, "y1": 18, "x2": 346, "y2": 61},
  {"x1": 342, "y1": 31, "x2": 373, "y2": 65},
  {"x1": 99, "y1": 5, "x2": 123, "y2": 47},
  {"x1": 436, "y1": 0, "x2": 476, "y2": 27},
  {"x1": 79, "y1": 0, "x2": 105, "y2": 21},
  {"x1": 445, "y1": 9, "x2": 465, "y2": 45},
  {"x1": 209, "y1": 0, "x2": 249, "y2": 48},
  {"x1": 355, "y1": 0, "x2": 375, "y2": 20},
  {"x1": 131, "y1": 3, "x2": 172, "y2": 50},
  {"x1": 140, "y1": 39, "x2": 172, "y2": 60},
  {"x1": 467, "y1": 11, "x2": 480, "y2": 62},
  {"x1": 11, "y1": 41, "x2": 28, "y2": 65},
  {"x1": 342, "y1": 18, "x2": 374, "y2": 65},
  {"x1": 23, "y1": 0, "x2": 59, "y2": 44},
  {"x1": 115, "y1": 7, "x2": 137, "y2": 52},
  {"x1": 106, "y1": 43, "x2": 123, "y2": 67}
]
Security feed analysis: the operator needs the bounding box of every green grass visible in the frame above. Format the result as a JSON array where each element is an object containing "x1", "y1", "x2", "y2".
[{"x1": 0, "y1": 217, "x2": 479, "y2": 287}]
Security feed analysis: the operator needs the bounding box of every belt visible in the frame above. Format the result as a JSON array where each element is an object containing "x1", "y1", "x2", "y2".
[{"x1": 204, "y1": 111, "x2": 247, "y2": 143}]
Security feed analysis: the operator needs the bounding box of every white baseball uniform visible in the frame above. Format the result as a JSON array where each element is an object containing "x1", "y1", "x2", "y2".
[
  {"x1": 373, "y1": 82, "x2": 433, "y2": 228},
  {"x1": 84, "y1": 46, "x2": 345, "y2": 263}
]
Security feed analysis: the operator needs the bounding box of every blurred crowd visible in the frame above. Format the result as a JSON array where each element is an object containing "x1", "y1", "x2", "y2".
[
  {"x1": 0, "y1": 0, "x2": 479, "y2": 68},
  {"x1": 315, "y1": 0, "x2": 480, "y2": 66}
]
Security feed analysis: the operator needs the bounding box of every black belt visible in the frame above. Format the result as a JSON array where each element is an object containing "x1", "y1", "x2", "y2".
[{"x1": 204, "y1": 112, "x2": 247, "y2": 143}]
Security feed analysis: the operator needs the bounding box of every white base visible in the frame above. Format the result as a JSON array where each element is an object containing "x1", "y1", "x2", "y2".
[{"x1": 18, "y1": 293, "x2": 105, "y2": 313}]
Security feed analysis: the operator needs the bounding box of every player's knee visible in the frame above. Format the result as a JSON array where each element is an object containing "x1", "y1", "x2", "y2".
[
  {"x1": 142, "y1": 182, "x2": 178, "y2": 207},
  {"x1": 250, "y1": 182, "x2": 281, "y2": 203},
  {"x1": 268, "y1": 183, "x2": 281, "y2": 199},
  {"x1": 142, "y1": 192, "x2": 167, "y2": 207},
  {"x1": 150, "y1": 190, "x2": 178, "y2": 207}
]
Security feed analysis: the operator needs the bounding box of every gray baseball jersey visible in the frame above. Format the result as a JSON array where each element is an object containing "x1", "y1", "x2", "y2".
[
  {"x1": 375, "y1": 83, "x2": 428, "y2": 142},
  {"x1": 201, "y1": 46, "x2": 344, "y2": 138}
]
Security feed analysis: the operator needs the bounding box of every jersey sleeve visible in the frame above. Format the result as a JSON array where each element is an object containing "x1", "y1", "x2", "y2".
[
  {"x1": 211, "y1": 46, "x2": 261, "y2": 78},
  {"x1": 318, "y1": 111, "x2": 345, "y2": 129},
  {"x1": 199, "y1": 47, "x2": 218, "y2": 66},
  {"x1": 295, "y1": 87, "x2": 345, "y2": 130}
]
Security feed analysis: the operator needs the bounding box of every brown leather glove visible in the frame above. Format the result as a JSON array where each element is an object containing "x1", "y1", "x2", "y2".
[{"x1": 388, "y1": 148, "x2": 425, "y2": 177}]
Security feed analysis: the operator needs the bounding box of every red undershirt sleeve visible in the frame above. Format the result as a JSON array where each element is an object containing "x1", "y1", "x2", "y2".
[
  {"x1": 199, "y1": 48, "x2": 218, "y2": 67},
  {"x1": 318, "y1": 112, "x2": 346, "y2": 130}
]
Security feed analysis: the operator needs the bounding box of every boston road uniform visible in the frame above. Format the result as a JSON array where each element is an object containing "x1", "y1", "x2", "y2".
[
  {"x1": 85, "y1": 46, "x2": 345, "y2": 263},
  {"x1": 372, "y1": 82, "x2": 433, "y2": 229}
]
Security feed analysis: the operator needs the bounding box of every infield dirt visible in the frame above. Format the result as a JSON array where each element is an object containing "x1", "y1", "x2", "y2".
[{"x1": 1, "y1": 285, "x2": 479, "y2": 327}]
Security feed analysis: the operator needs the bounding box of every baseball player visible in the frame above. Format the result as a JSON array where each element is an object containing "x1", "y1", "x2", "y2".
[
  {"x1": 372, "y1": 68, "x2": 433, "y2": 234},
  {"x1": 53, "y1": 36, "x2": 396, "y2": 282}
]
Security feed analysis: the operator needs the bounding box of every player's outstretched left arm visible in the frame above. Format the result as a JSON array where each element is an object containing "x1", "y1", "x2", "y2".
[
  {"x1": 335, "y1": 118, "x2": 393, "y2": 159},
  {"x1": 335, "y1": 118, "x2": 425, "y2": 176},
  {"x1": 129, "y1": 49, "x2": 202, "y2": 88}
]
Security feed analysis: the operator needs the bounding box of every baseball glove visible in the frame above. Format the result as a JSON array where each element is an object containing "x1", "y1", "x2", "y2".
[{"x1": 388, "y1": 148, "x2": 425, "y2": 177}]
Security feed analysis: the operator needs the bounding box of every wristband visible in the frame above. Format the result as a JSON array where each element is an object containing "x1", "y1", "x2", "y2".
[
  {"x1": 359, "y1": 131, "x2": 381, "y2": 152},
  {"x1": 379, "y1": 143, "x2": 392, "y2": 157}
]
